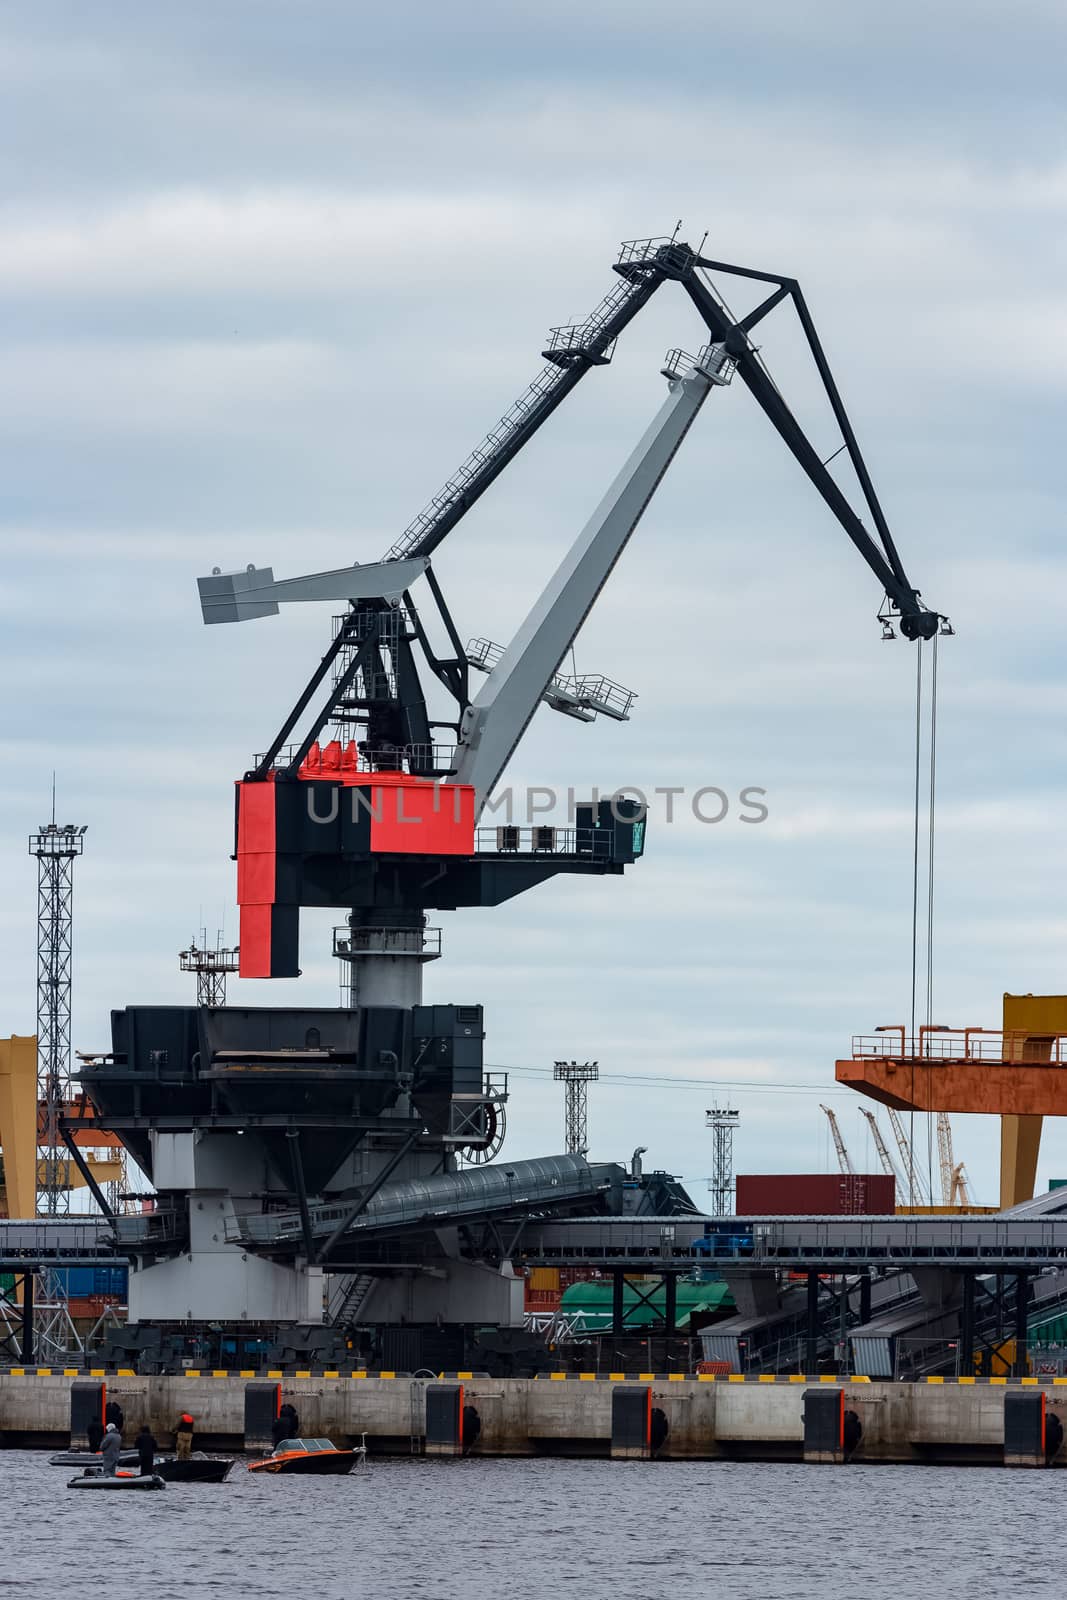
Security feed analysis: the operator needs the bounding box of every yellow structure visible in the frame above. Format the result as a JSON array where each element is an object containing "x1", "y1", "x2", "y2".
[
  {"x1": 0, "y1": 1035, "x2": 39, "y2": 1217},
  {"x1": 1000, "y1": 993, "x2": 1067, "y2": 1209},
  {"x1": 0, "y1": 1033, "x2": 124, "y2": 1215}
]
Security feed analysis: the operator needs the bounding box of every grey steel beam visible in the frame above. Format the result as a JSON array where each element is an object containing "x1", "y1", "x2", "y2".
[
  {"x1": 315, "y1": 1131, "x2": 421, "y2": 1264},
  {"x1": 453, "y1": 349, "x2": 730, "y2": 811},
  {"x1": 198, "y1": 558, "x2": 428, "y2": 623}
]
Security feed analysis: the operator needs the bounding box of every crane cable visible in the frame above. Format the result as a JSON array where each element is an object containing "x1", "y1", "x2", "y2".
[
  {"x1": 926, "y1": 632, "x2": 940, "y2": 1200},
  {"x1": 908, "y1": 640, "x2": 923, "y2": 1207},
  {"x1": 907, "y1": 634, "x2": 941, "y2": 1207}
]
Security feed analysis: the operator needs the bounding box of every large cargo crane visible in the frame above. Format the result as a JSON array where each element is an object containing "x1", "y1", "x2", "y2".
[{"x1": 77, "y1": 234, "x2": 946, "y2": 1344}]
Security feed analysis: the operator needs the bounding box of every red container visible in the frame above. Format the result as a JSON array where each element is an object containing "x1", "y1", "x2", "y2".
[{"x1": 735, "y1": 1173, "x2": 895, "y2": 1216}]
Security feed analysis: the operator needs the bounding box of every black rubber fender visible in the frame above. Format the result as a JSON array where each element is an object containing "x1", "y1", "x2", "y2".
[
  {"x1": 462, "y1": 1404, "x2": 481, "y2": 1452},
  {"x1": 843, "y1": 1408, "x2": 863, "y2": 1457},
  {"x1": 650, "y1": 1406, "x2": 669, "y2": 1456},
  {"x1": 1046, "y1": 1412, "x2": 1063, "y2": 1459}
]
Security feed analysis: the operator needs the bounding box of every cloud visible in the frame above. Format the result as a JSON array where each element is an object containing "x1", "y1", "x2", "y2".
[{"x1": 1, "y1": 3, "x2": 1066, "y2": 1206}]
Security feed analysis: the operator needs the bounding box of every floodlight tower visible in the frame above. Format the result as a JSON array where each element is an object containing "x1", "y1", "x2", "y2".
[
  {"x1": 705, "y1": 1106, "x2": 740, "y2": 1215},
  {"x1": 29, "y1": 819, "x2": 87, "y2": 1215},
  {"x1": 554, "y1": 1060, "x2": 599, "y2": 1155},
  {"x1": 179, "y1": 931, "x2": 240, "y2": 1007}
]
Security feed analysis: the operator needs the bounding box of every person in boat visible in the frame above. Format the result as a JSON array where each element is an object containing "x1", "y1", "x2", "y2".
[
  {"x1": 86, "y1": 1416, "x2": 104, "y2": 1453},
  {"x1": 175, "y1": 1413, "x2": 195, "y2": 1460},
  {"x1": 279, "y1": 1403, "x2": 299, "y2": 1439},
  {"x1": 270, "y1": 1412, "x2": 291, "y2": 1449},
  {"x1": 135, "y1": 1424, "x2": 158, "y2": 1476},
  {"x1": 105, "y1": 1400, "x2": 124, "y2": 1433},
  {"x1": 100, "y1": 1423, "x2": 123, "y2": 1477}
]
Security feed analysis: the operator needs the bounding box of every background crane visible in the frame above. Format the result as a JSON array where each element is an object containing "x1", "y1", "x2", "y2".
[
  {"x1": 859, "y1": 1107, "x2": 905, "y2": 1191},
  {"x1": 937, "y1": 1111, "x2": 973, "y2": 1206},
  {"x1": 886, "y1": 1108, "x2": 932, "y2": 1206},
  {"x1": 821, "y1": 1104, "x2": 854, "y2": 1175}
]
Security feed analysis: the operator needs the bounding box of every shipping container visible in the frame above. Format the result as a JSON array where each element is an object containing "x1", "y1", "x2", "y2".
[
  {"x1": 55, "y1": 1266, "x2": 129, "y2": 1299},
  {"x1": 528, "y1": 1268, "x2": 561, "y2": 1292},
  {"x1": 735, "y1": 1173, "x2": 895, "y2": 1216}
]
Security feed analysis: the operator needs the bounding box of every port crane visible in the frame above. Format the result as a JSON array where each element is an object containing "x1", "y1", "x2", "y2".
[
  {"x1": 74, "y1": 233, "x2": 949, "y2": 1339},
  {"x1": 885, "y1": 1107, "x2": 932, "y2": 1206},
  {"x1": 821, "y1": 1105, "x2": 854, "y2": 1175},
  {"x1": 937, "y1": 1112, "x2": 973, "y2": 1206},
  {"x1": 198, "y1": 233, "x2": 947, "y2": 982},
  {"x1": 859, "y1": 1106, "x2": 905, "y2": 1190}
]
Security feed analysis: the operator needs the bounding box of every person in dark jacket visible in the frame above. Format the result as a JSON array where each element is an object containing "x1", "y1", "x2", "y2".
[
  {"x1": 100, "y1": 1423, "x2": 123, "y2": 1476},
  {"x1": 270, "y1": 1413, "x2": 290, "y2": 1449},
  {"x1": 175, "y1": 1413, "x2": 195, "y2": 1460},
  {"x1": 279, "y1": 1402, "x2": 299, "y2": 1439},
  {"x1": 86, "y1": 1416, "x2": 104, "y2": 1453},
  {"x1": 135, "y1": 1424, "x2": 158, "y2": 1476},
  {"x1": 105, "y1": 1400, "x2": 124, "y2": 1433}
]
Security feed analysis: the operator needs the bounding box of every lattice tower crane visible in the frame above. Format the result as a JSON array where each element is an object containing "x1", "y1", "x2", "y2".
[
  {"x1": 858, "y1": 1106, "x2": 905, "y2": 1189},
  {"x1": 821, "y1": 1104, "x2": 854, "y2": 1176}
]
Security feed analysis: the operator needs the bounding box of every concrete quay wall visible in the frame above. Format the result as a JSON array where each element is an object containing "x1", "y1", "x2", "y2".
[{"x1": 2, "y1": 1371, "x2": 1065, "y2": 1465}]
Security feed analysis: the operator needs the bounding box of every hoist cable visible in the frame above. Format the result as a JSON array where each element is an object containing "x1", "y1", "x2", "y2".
[
  {"x1": 908, "y1": 639, "x2": 923, "y2": 1206},
  {"x1": 926, "y1": 632, "x2": 940, "y2": 1202},
  {"x1": 926, "y1": 631, "x2": 939, "y2": 1029}
]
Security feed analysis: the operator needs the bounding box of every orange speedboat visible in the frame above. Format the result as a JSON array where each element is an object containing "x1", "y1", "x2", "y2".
[{"x1": 247, "y1": 1437, "x2": 361, "y2": 1476}]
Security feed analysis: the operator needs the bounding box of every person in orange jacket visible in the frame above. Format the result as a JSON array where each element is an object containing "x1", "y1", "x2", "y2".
[{"x1": 175, "y1": 1412, "x2": 195, "y2": 1460}]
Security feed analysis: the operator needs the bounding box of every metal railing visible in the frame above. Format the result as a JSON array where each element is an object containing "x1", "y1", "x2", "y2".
[
  {"x1": 542, "y1": 276, "x2": 637, "y2": 366},
  {"x1": 466, "y1": 638, "x2": 635, "y2": 722},
  {"x1": 333, "y1": 926, "x2": 442, "y2": 961},
  {"x1": 615, "y1": 236, "x2": 696, "y2": 277},
  {"x1": 850, "y1": 1027, "x2": 1067, "y2": 1063},
  {"x1": 251, "y1": 741, "x2": 459, "y2": 777},
  {"x1": 383, "y1": 364, "x2": 567, "y2": 563},
  {"x1": 476, "y1": 826, "x2": 614, "y2": 859}
]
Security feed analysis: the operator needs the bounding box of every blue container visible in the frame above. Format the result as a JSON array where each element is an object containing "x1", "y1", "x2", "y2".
[{"x1": 56, "y1": 1266, "x2": 129, "y2": 1299}]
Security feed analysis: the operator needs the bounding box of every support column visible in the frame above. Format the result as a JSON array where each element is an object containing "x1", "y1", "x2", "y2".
[
  {"x1": 1014, "y1": 1273, "x2": 1030, "y2": 1378},
  {"x1": 664, "y1": 1273, "x2": 677, "y2": 1338},
  {"x1": 611, "y1": 1270, "x2": 625, "y2": 1337},
  {"x1": 20, "y1": 1270, "x2": 33, "y2": 1364},
  {"x1": 1000, "y1": 1115, "x2": 1043, "y2": 1209},
  {"x1": 859, "y1": 1271, "x2": 871, "y2": 1326},
  {"x1": 806, "y1": 1270, "x2": 819, "y2": 1374},
  {"x1": 960, "y1": 1272, "x2": 975, "y2": 1374}
]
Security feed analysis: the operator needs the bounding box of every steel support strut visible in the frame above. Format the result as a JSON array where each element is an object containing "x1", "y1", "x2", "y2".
[
  {"x1": 20, "y1": 1270, "x2": 34, "y2": 1364},
  {"x1": 806, "y1": 1270, "x2": 820, "y2": 1373},
  {"x1": 315, "y1": 1131, "x2": 421, "y2": 1264},
  {"x1": 1014, "y1": 1272, "x2": 1030, "y2": 1378},
  {"x1": 683, "y1": 268, "x2": 939, "y2": 636}
]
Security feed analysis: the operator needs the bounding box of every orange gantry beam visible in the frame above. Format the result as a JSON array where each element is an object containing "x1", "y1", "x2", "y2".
[
  {"x1": 836, "y1": 997, "x2": 1067, "y2": 1209},
  {"x1": 835, "y1": 1052, "x2": 1067, "y2": 1116},
  {"x1": 837, "y1": 1010, "x2": 1067, "y2": 1117}
]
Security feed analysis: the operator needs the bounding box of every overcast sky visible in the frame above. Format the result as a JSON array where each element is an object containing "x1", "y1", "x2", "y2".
[{"x1": 2, "y1": 1, "x2": 1066, "y2": 1206}]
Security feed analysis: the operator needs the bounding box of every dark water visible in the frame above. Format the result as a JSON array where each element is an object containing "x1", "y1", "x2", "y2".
[{"x1": 13, "y1": 1450, "x2": 1061, "y2": 1598}]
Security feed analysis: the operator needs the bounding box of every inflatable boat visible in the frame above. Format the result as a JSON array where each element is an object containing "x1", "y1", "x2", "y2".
[
  {"x1": 51, "y1": 1449, "x2": 139, "y2": 1468},
  {"x1": 67, "y1": 1469, "x2": 165, "y2": 1490}
]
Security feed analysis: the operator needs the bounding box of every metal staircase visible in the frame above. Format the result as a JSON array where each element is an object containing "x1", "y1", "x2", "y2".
[
  {"x1": 466, "y1": 637, "x2": 635, "y2": 723},
  {"x1": 381, "y1": 243, "x2": 678, "y2": 565},
  {"x1": 329, "y1": 1272, "x2": 377, "y2": 1329}
]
